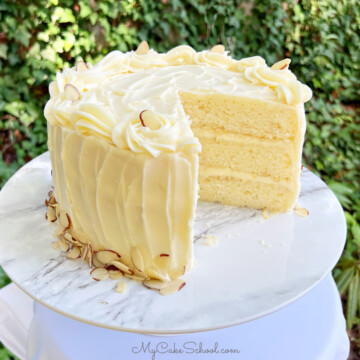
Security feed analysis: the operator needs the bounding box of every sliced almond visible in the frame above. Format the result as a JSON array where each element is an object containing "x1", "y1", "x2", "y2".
[
  {"x1": 66, "y1": 246, "x2": 81, "y2": 259},
  {"x1": 64, "y1": 84, "x2": 81, "y2": 102},
  {"x1": 143, "y1": 279, "x2": 168, "y2": 291},
  {"x1": 110, "y1": 260, "x2": 134, "y2": 275},
  {"x1": 159, "y1": 279, "x2": 186, "y2": 296},
  {"x1": 116, "y1": 281, "x2": 126, "y2": 293},
  {"x1": 146, "y1": 267, "x2": 168, "y2": 282},
  {"x1": 76, "y1": 60, "x2": 88, "y2": 72},
  {"x1": 270, "y1": 58, "x2": 291, "y2": 70},
  {"x1": 58, "y1": 211, "x2": 69, "y2": 229},
  {"x1": 135, "y1": 40, "x2": 149, "y2": 55},
  {"x1": 125, "y1": 274, "x2": 145, "y2": 281},
  {"x1": 63, "y1": 232, "x2": 82, "y2": 246},
  {"x1": 48, "y1": 195, "x2": 56, "y2": 205},
  {"x1": 131, "y1": 247, "x2": 144, "y2": 273},
  {"x1": 294, "y1": 204, "x2": 309, "y2": 218},
  {"x1": 92, "y1": 255, "x2": 105, "y2": 268},
  {"x1": 86, "y1": 244, "x2": 93, "y2": 266},
  {"x1": 53, "y1": 204, "x2": 60, "y2": 218},
  {"x1": 47, "y1": 207, "x2": 57, "y2": 222},
  {"x1": 108, "y1": 270, "x2": 124, "y2": 280},
  {"x1": 90, "y1": 267, "x2": 109, "y2": 281},
  {"x1": 210, "y1": 44, "x2": 225, "y2": 54},
  {"x1": 95, "y1": 250, "x2": 121, "y2": 264},
  {"x1": 168, "y1": 265, "x2": 186, "y2": 280},
  {"x1": 139, "y1": 110, "x2": 162, "y2": 130},
  {"x1": 81, "y1": 244, "x2": 89, "y2": 261},
  {"x1": 59, "y1": 239, "x2": 70, "y2": 252}
]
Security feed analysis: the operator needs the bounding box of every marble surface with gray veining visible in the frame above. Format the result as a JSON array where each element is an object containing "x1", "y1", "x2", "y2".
[{"x1": 0, "y1": 152, "x2": 346, "y2": 334}]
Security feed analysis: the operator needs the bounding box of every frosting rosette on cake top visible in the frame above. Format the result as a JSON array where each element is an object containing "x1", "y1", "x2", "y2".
[
  {"x1": 44, "y1": 43, "x2": 312, "y2": 157},
  {"x1": 112, "y1": 110, "x2": 201, "y2": 157}
]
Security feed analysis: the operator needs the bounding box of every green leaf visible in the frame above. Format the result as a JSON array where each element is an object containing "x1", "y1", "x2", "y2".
[
  {"x1": 347, "y1": 271, "x2": 360, "y2": 328},
  {"x1": 14, "y1": 25, "x2": 31, "y2": 47},
  {"x1": 0, "y1": 44, "x2": 8, "y2": 59},
  {"x1": 336, "y1": 266, "x2": 355, "y2": 295}
]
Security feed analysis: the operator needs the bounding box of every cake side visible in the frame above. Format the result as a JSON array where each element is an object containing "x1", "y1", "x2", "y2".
[{"x1": 48, "y1": 122, "x2": 198, "y2": 280}]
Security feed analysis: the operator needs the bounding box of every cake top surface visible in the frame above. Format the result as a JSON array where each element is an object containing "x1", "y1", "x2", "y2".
[{"x1": 45, "y1": 42, "x2": 312, "y2": 157}]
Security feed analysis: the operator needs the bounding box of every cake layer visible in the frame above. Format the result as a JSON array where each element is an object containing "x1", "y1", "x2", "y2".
[
  {"x1": 193, "y1": 127, "x2": 299, "y2": 181},
  {"x1": 199, "y1": 171, "x2": 299, "y2": 212},
  {"x1": 181, "y1": 92, "x2": 302, "y2": 140},
  {"x1": 48, "y1": 123, "x2": 198, "y2": 279}
]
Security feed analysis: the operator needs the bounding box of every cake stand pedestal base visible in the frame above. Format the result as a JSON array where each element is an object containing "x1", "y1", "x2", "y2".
[{"x1": 0, "y1": 275, "x2": 349, "y2": 360}]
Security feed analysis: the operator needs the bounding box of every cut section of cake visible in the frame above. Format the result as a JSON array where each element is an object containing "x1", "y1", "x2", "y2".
[{"x1": 44, "y1": 42, "x2": 312, "y2": 288}]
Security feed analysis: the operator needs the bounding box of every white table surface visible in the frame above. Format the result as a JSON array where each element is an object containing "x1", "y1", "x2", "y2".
[{"x1": 0, "y1": 274, "x2": 350, "y2": 360}]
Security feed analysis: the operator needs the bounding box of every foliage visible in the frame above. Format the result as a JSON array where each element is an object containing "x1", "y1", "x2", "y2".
[{"x1": 0, "y1": 0, "x2": 359, "y2": 340}]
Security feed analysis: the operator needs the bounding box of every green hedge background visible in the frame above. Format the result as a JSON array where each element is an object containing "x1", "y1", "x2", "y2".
[{"x1": 0, "y1": 0, "x2": 359, "y2": 358}]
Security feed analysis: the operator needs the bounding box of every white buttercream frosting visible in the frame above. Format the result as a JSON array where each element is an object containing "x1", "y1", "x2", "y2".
[{"x1": 44, "y1": 45, "x2": 312, "y2": 157}]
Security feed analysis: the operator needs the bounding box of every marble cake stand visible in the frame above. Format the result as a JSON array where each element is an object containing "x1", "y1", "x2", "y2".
[{"x1": 0, "y1": 152, "x2": 346, "y2": 334}]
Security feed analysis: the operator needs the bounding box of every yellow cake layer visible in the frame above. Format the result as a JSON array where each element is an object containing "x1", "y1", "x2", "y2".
[
  {"x1": 181, "y1": 92, "x2": 303, "y2": 140},
  {"x1": 193, "y1": 127, "x2": 298, "y2": 181},
  {"x1": 199, "y1": 172, "x2": 298, "y2": 212},
  {"x1": 48, "y1": 123, "x2": 198, "y2": 279}
]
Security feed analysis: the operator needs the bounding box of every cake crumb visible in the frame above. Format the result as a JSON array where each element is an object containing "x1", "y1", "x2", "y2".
[
  {"x1": 203, "y1": 235, "x2": 219, "y2": 247},
  {"x1": 259, "y1": 239, "x2": 265, "y2": 246},
  {"x1": 99, "y1": 301, "x2": 108, "y2": 305},
  {"x1": 262, "y1": 250, "x2": 268, "y2": 254}
]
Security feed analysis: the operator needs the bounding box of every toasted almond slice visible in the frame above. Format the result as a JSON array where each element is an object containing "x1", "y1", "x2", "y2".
[
  {"x1": 59, "y1": 211, "x2": 69, "y2": 228},
  {"x1": 110, "y1": 260, "x2": 134, "y2": 275},
  {"x1": 210, "y1": 44, "x2": 225, "y2": 53},
  {"x1": 48, "y1": 195, "x2": 56, "y2": 205},
  {"x1": 108, "y1": 270, "x2": 124, "y2": 280},
  {"x1": 59, "y1": 239, "x2": 70, "y2": 252},
  {"x1": 81, "y1": 245, "x2": 89, "y2": 261},
  {"x1": 125, "y1": 274, "x2": 145, "y2": 281},
  {"x1": 63, "y1": 232, "x2": 82, "y2": 246},
  {"x1": 95, "y1": 250, "x2": 121, "y2": 264},
  {"x1": 139, "y1": 110, "x2": 162, "y2": 130},
  {"x1": 92, "y1": 254, "x2": 105, "y2": 268},
  {"x1": 168, "y1": 265, "x2": 186, "y2": 280},
  {"x1": 131, "y1": 247, "x2": 144, "y2": 272},
  {"x1": 76, "y1": 60, "x2": 88, "y2": 72},
  {"x1": 116, "y1": 281, "x2": 126, "y2": 293},
  {"x1": 270, "y1": 58, "x2": 291, "y2": 70},
  {"x1": 146, "y1": 268, "x2": 168, "y2": 282},
  {"x1": 64, "y1": 84, "x2": 80, "y2": 102},
  {"x1": 86, "y1": 244, "x2": 93, "y2": 266},
  {"x1": 159, "y1": 279, "x2": 186, "y2": 296},
  {"x1": 294, "y1": 204, "x2": 310, "y2": 218},
  {"x1": 47, "y1": 207, "x2": 56, "y2": 222},
  {"x1": 90, "y1": 267, "x2": 109, "y2": 281},
  {"x1": 53, "y1": 204, "x2": 60, "y2": 218},
  {"x1": 135, "y1": 40, "x2": 149, "y2": 55},
  {"x1": 143, "y1": 279, "x2": 168, "y2": 290},
  {"x1": 66, "y1": 246, "x2": 81, "y2": 259}
]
